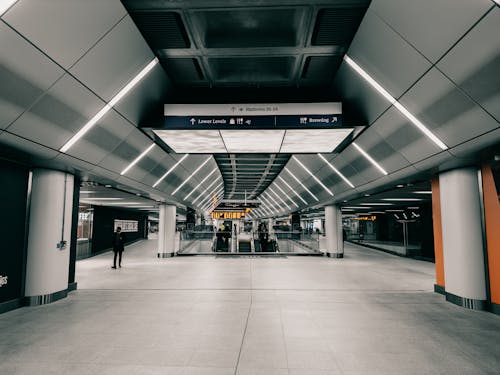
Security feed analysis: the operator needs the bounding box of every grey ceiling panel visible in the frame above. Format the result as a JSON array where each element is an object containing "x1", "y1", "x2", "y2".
[
  {"x1": 449, "y1": 127, "x2": 500, "y2": 159},
  {"x1": 66, "y1": 110, "x2": 135, "y2": 165},
  {"x1": 70, "y1": 15, "x2": 154, "y2": 102},
  {"x1": 323, "y1": 153, "x2": 361, "y2": 189},
  {"x1": 3, "y1": 0, "x2": 126, "y2": 68},
  {"x1": 97, "y1": 129, "x2": 152, "y2": 174},
  {"x1": 353, "y1": 128, "x2": 410, "y2": 173},
  {"x1": 0, "y1": 22, "x2": 64, "y2": 130},
  {"x1": 148, "y1": 154, "x2": 178, "y2": 180},
  {"x1": 340, "y1": 145, "x2": 382, "y2": 187},
  {"x1": 333, "y1": 63, "x2": 391, "y2": 125},
  {"x1": 371, "y1": 0, "x2": 493, "y2": 63},
  {"x1": 398, "y1": 67, "x2": 499, "y2": 148},
  {"x1": 437, "y1": 6, "x2": 500, "y2": 123},
  {"x1": 113, "y1": 64, "x2": 171, "y2": 126},
  {"x1": 0, "y1": 131, "x2": 59, "y2": 160},
  {"x1": 412, "y1": 151, "x2": 453, "y2": 173},
  {"x1": 347, "y1": 9, "x2": 431, "y2": 99},
  {"x1": 370, "y1": 106, "x2": 442, "y2": 164},
  {"x1": 7, "y1": 73, "x2": 105, "y2": 150},
  {"x1": 125, "y1": 145, "x2": 165, "y2": 183}
]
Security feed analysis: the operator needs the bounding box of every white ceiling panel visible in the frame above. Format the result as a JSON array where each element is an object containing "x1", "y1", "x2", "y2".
[
  {"x1": 65, "y1": 109, "x2": 135, "y2": 165},
  {"x1": 114, "y1": 64, "x2": 171, "y2": 126},
  {"x1": 371, "y1": 0, "x2": 493, "y2": 63},
  {"x1": 7, "y1": 73, "x2": 105, "y2": 149},
  {"x1": 370, "y1": 107, "x2": 442, "y2": 164},
  {"x1": 0, "y1": 22, "x2": 64, "y2": 129},
  {"x1": 70, "y1": 15, "x2": 153, "y2": 102},
  {"x1": 3, "y1": 0, "x2": 126, "y2": 69},
  {"x1": 347, "y1": 9, "x2": 431, "y2": 99},
  {"x1": 333, "y1": 63, "x2": 391, "y2": 125},
  {"x1": 437, "y1": 6, "x2": 500, "y2": 123},
  {"x1": 398, "y1": 67, "x2": 499, "y2": 148},
  {"x1": 221, "y1": 130, "x2": 285, "y2": 153}
]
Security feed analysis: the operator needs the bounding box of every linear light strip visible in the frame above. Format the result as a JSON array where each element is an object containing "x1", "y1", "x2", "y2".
[
  {"x1": 263, "y1": 192, "x2": 285, "y2": 212},
  {"x1": 60, "y1": 58, "x2": 158, "y2": 153},
  {"x1": 184, "y1": 168, "x2": 218, "y2": 200},
  {"x1": 0, "y1": 1, "x2": 18, "y2": 17},
  {"x1": 171, "y1": 156, "x2": 212, "y2": 195},
  {"x1": 198, "y1": 182, "x2": 223, "y2": 208},
  {"x1": 120, "y1": 144, "x2": 155, "y2": 175},
  {"x1": 268, "y1": 187, "x2": 292, "y2": 210},
  {"x1": 258, "y1": 196, "x2": 276, "y2": 215},
  {"x1": 343, "y1": 55, "x2": 447, "y2": 150},
  {"x1": 292, "y1": 156, "x2": 334, "y2": 196},
  {"x1": 202, "y1": 189, "x2": 223, "y2": 211},
  {"x1": 191, "y1": 176, "x2": 222, "y2": 204},
  {"x1": 317, "y1": 154, "x2": 355, "y2": 188},
  {"x1": 273, "y1": 182, "x2": 299, "y2": 208},
  {"x1": 153, "y1": 154, "x2": 189, "y2": 188},
  {"x1": 278, "y1": 176, "x2": 308, "y2": 205},
  {"x1": 261, "y1": 193, "x2": 280, "y2": 212},
  {"x1": 284, "y1": 167, "x2": 319, "y2": 202},
  {"x1": 352, "y1": 142, "x2": 388, "y2": 175}
]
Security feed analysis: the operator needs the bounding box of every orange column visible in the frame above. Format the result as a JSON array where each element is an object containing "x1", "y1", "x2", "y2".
[
  {"x1": 431, "y1": 177, "x2": 445, "y2": 292},
  {"x1": 481, "y1": 165, "x2": 500, "y2": 308}
]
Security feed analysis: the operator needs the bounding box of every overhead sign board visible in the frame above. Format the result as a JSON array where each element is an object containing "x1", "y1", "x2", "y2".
[{"x1": 211, "y1": 211, "x2": 246, "y2": 220}]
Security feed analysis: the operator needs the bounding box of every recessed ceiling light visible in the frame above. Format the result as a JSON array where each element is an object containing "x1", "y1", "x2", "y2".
[
  {"x1": 364, "y1": 194, "x2": 370, "y2": 197},
  {"x1": 105, "y1": 185, "x2": 112, "y2": 188},
  {"x1": 293, "y1": 156, "x2": 334, "y2": 196},
  {"x1": 352, "y1": 142, "x2": 388, "y2": 175},
  {"x1": 120, "y1": 144, "x2": 155, "y2": 176},
  {"x1": 317, "y1": 154, "x2": 355, "y2": 188},
  {"x1": 153, "y1": 154, "x2": 189, "y2": 188},
  {"x1": 268, "y1": 187, "x2": 292, "y2": 210},
  {"x1": 81, "y1": 198, "x2": 122, "y2": 201},
  {"x1": 382, "y1": 198, "x2": 422, "y2": 201},
  {"x1": 285, "y1": 168, "x2": 319, "y2": 202},
  {"x1": 277, "y1": 176, "x2": 308, "y2": 205},
  {"x1": 413, "y1": 191, "x2": 432, "y2": 194},
  {"x1": 191, "y1": 177, "x2": 222, "y2": 204},
  {"x1": 360, "y1": 203, "x2": 393, "y2": 206},
  {"x1": 386, "y1": 209, "x2": 404, "y2": 212},
  {"x1": 273, "y1": 182, "x2": 299, "y2": 208},
  {"x1": 171, "y1": 156, "x2": 212, "y2": 195},
  {"x1": 344, "y1": 55, "x2": 447, "y2": 151},
  {"x1": 184, "y1": 168, "x2": 218, "y2": 200},
  {"x1": 397, "y1": 184, "x2": 405, "y2": 188},
  {"x1": 0, "y1": 0, "x2": 17, "y2": 16}
]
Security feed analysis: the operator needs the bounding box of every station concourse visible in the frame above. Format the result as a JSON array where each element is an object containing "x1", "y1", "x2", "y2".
[{"x1": 1, "y1": 1, "x2": 500, "y2": 374}]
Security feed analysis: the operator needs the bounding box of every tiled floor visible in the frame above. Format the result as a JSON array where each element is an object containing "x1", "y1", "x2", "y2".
[{"x1": 1, "y1": 239, "x2": 500, "y2": 374}]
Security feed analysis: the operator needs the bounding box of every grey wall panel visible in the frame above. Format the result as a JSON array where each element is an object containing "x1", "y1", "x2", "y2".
[
  {"x1": 333, "y1": 63, "x2": 391, "y2": 125},
  {"x1": 371, "y1": 0, "x2": 493, "y2": 63},
  {"x1": 113, "y1": 65, "x2": 171, "y2": 126},
  {"x1": 347, "y1": 9, "x2": 431, "y2": 99},
  {"x1": 66, "y1": 110, "x2": 135, "y2": 165},
  {"x1": 7, "y1": 74, "x2": 105, "y2": 150},
  {"x1": 370, "y1": 107, "x2": 442, "y2": 164},
  {"x1": 0, "y1": 131, "x2": 59, "y2": 160},
  {"x1": 69, "y1": 15, "x2": 154, "y2": 102},
  {"x1": 437, "y1": 6, "x2": 500, "y2": 123},
  {"x1": 398, "y1": 67, "x2": 499, "y2": 148},
  {"x1": 3, "y1": 0, "x2": 126, "y2": 69},
  {"x1": 0, "y1": 22, "x2": 64, "y2": 129}
]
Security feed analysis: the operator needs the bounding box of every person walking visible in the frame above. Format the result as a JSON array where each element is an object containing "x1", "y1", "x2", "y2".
[{"x1": 112, "y1": 226, "x2": 126, "y2": 269}]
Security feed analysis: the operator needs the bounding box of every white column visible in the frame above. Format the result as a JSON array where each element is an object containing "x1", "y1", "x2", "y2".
[
  {"x1": 439, "y1": 168, "x2": 487, "y2": 310},
  {"x1": 158, "y1": 204, "x2": 176, "y2": 258},
  {"x1": 25, "y1": 169, "x2": 74, "y2": 305},
  {"x1": 325, "y1": 205, "x2": 343, "y2": 258}
]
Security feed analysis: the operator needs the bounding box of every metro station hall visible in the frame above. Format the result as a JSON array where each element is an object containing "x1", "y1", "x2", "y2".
[{"x1": 1, "y1": 1, "x2": 500, "y2": 374}]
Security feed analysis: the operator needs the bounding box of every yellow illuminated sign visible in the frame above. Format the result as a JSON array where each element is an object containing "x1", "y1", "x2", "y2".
[
  {"x1": 211, "y1": 211, "x2": 246, "y2": 220},
  {"x1": 353, "y1": 216, "x2": 376, "y2": 221}
]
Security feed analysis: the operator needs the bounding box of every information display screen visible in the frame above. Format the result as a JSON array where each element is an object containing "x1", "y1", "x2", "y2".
[{"x1": 114, "y1": 219, "x2": 138, "y2": 233}]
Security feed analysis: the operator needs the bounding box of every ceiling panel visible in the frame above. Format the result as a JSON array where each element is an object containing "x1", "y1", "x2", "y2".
[
  {"x1": 0, "y1": 22, "x2": 64, "y2": 130},
  {"x1": 65, "y1": 109, "x2": 136, "y2": 165},
  {"x1": 7, "y1": 73, "x2": 105, "y2": 150},
  {"x1": 371, "y1": 0, "x2": 493, "y2": 63},
  {"x1": 370, "y1": 106, "x2": 442, "y2": 164},
  {"x1": 322, "y1": 153, "x2": 360, "y2": 189},
  {"x1": 312, "y1": 7, "x2": 367, "y2": 46},
  {"x1": 70, "y1": 15, "x2": 154, "y2": 102},
  {"x1": 437, "y1": 6, "x2": 500, "y2": 123},
  {"x1": 347, "y1": 9, "x2": 431, "y2": 99},
  {"x1": 124, "y1": 145, "x2": 165, "y2": 183},
  {"x1": 0, "y1": 131, "x2": 60, "y2": 160},
  {"x1": 3, "y1": 0, "x2": 127, "y2": 68},
  {"x1": 398, "y1": 67, "x2": 499, "y2": 148},
  {"x1": 339, "y1": 145, "x2": 383, "y2": 187}
]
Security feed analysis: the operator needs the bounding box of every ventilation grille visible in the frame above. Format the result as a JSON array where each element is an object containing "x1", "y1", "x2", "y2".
[
  {"x1": 160, "y1": 58, "x2": 204, "y2": 82},
  {"x1": 312, "y1": 8, "x2": 367, "y2": 46}
]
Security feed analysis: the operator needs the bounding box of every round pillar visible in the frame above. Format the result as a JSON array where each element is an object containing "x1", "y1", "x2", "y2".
[
  {"x1": 25, "y1": 169, "x2": 74, "y2": 305},
  {"x1": 158, "y1": 204, "x2": 176, "y2": 258},
  {"x1": 439, "y1": 168, "x2": 487, "y2": 310},
  {"x1": 325, "y1": 205, "x2": 343, "y2": 258}
]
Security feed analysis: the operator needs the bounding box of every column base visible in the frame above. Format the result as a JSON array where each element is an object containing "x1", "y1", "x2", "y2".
[
  {"x1": 325, "y1": 252, "x2": 344, "y2": 258},
  {"x1": 434, "y1": 284, "x2": 445, "y2": 295},
  {"x1": 24, "y1": 288, "x2": 68, "y2": 306},
  {"x1": 490, "y1": 302, "x2": 500, "y2": 315},
  {"x1": 157, "y1": 252, "x2": 176, "y2": 258},
  {"x1": 445, "y1": 291, "x2": 487, "y2": 311},
  {"x1": 0, "y1": 298, "x2": 23, "y2": 314},
  {"x1": 68, "y1": 282, "x2": 78, "y2": 292}
]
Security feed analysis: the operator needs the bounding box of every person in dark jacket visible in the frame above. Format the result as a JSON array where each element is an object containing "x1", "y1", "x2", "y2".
[{"x1": 111, "y1": 226, "x2": 126, "y2": 269}]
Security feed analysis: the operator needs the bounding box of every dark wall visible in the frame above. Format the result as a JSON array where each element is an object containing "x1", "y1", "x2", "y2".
[
  {"x1": 0, "y1": 160, "x2": 29, "y2": 304},
  {"x1": 68, "y1": 181, "x2": 80, "y2": 285},
  {"x1": 91, "y1": 206, "x2": 147, "y2": 254}
]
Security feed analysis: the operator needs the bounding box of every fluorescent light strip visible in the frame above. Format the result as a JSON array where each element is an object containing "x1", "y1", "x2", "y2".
[
  {"x1": 414, "y1": 191, "x2": 432, "y2": 194},
  {"x1": 60, "y1": 58, "x2": 158, "y2": 153},
  {"x1": 344, "y1": 55, "x2": 447, "y2": 150},
  {"x1": 285, "y1": 167, "x2": 319, "y2": 202},
  {"x1": 257, "y1": 200, "x2": 273, "y2": 216},
  {"x1": 201, "y1": 189, "x2": 223, "y2": 211},
  {"x1": 153, "y1": 154, "x2": 189, "y2": 188},
  {"x1": 292, "y1": 156, "x2": 334, "y2": 196},
  {"x1": 191, "y1": 177, "x2": 222, "y2": 204},
  {"x1": 184, "y1": 168, "x2": 218, "y2": 200},
  {"x1": 258, "y1": 195, "x2": 276, "y2": 214},
  {"x1": 171, "y1": 156, "x2": 212, "y2": 195},
  {"x1": 0, "y1": 0, "x2": 17, "y2": 16},
  {"x1": 268, "y1": 187, "x2": 292, "y2": 210},
  {"x1": 261, "y1": 193, "x2": 280, "y2": 212},
  {"x1": 352, "y1": 142, "x2": 388, "y2": 175},
  {"x1": 360, "y1": 203, "x2": 393, "y2": 206},
  {"x1": 382, "y1": 198, "x2": 422, "y2": 202},
  {"x1": 273, "y1": 183, "x2": 299, "y2": 208},
  {"x1": 317, "y1": 154, "x2": 355, "y2": 188},
  {"x1": 278, "y1": 176, "x2": 308, "y2": 205},
  {"x1": 198, "y1": 182, "x2": 223, "y2": 208},
  {"x1": 120, "y1": 143, "x2": 155, "y2": 175},
  {"x1": 263, "y1": 192, "x2": 285, "y2": 212}
]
